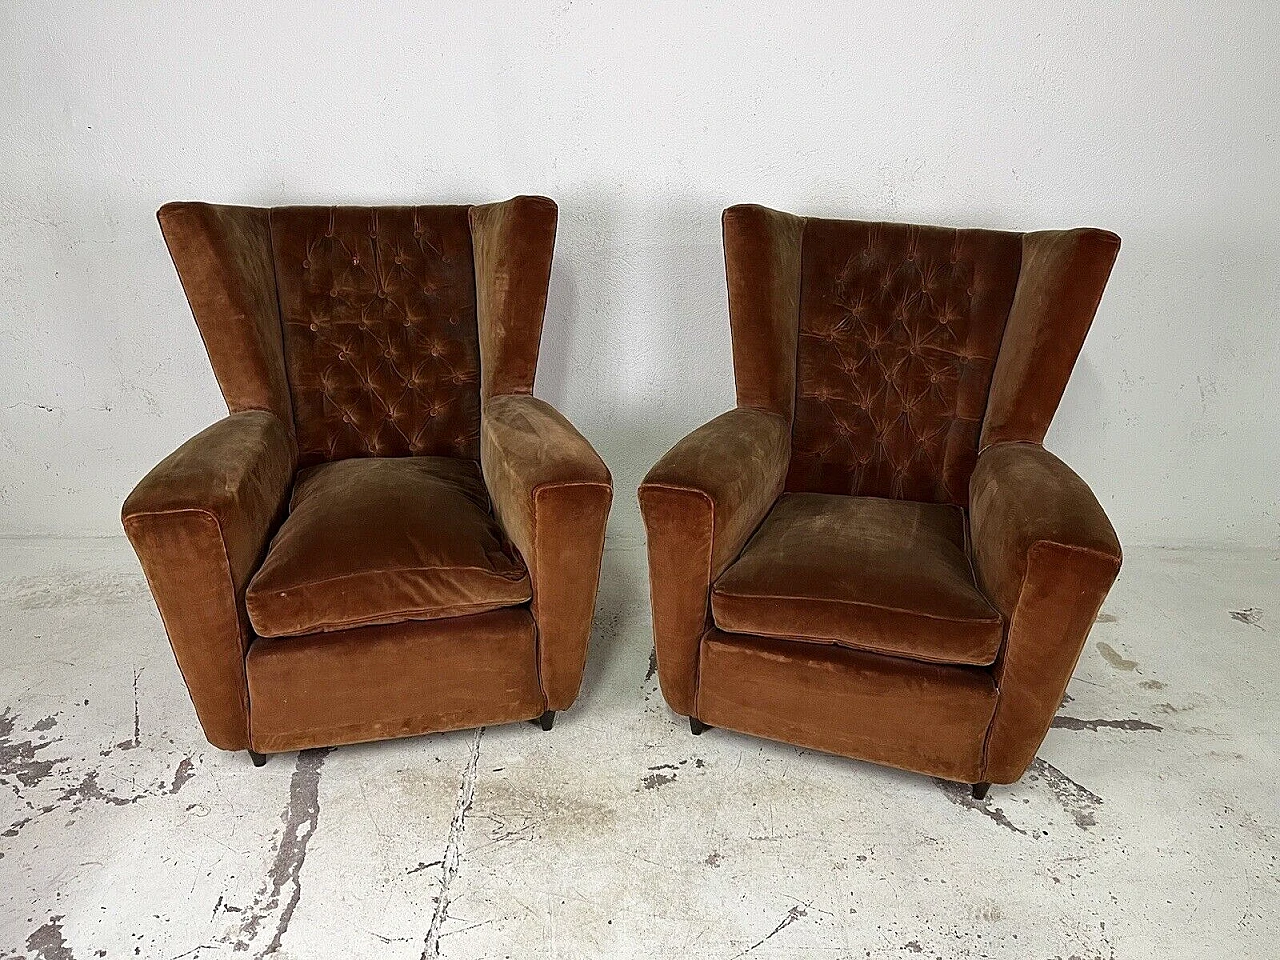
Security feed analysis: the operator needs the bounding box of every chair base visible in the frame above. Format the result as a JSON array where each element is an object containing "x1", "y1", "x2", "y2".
[
  {"x1": 531, "y1": 710, "x2": 556, "y2": 732},
  {"x1": 248, "y1": 750, "x2": 267, "y2": 768},
  {"x1": 971, "y1": 782, "x2": 991, "y2": 800},
  {"x1": 689, "y1": 716, "x2": 710, "y2": 736}
]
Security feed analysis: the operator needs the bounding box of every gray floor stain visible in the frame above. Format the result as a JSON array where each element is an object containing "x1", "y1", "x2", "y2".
[
  {"x1": 1052, "y1": 716, "x2": 1163, "y2": 732},
  {"x1": 226, "y1": 747, "x2": 330, "y2": 956},
  {"x1": 23, "y1": 915, "x2": 75, "y2": 960},
  {"x1": 640, "y1": 771, "x2": 676, "y2": 790},
  {"x1": 423, "y1": 727, "x2": 485, "y2": 958},
  {"x1": 1028, "y1": 759, "x2": 1103, "y2": 830},
  {"x1": 1229, "y1": 607, "x2": 1264, "y2": 629},
  {"x1": 0, "y1": 708, "x2": 65, "y2": 789},
  {"x1": 730, "y1": 903, "x2": 810, "y2": 958},
  {"x1": 1096, "y1": 641, "x2": 1139, "y2": 671},
  {"x1": 933, "y1": 779, "x2": 1028, "y2": 836}
]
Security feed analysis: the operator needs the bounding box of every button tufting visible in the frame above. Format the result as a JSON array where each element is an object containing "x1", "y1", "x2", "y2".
[{"x1": 274, "y1": 207, "x2": 482, "y2": 464}]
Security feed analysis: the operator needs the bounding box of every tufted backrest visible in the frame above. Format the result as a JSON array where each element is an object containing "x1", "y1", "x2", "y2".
[
  {"x1": 787, "y1": 219, "x2": 1023, "y2": 503},
  {"x1": 724, "y1": 208, "x2": 1119, "y2": 507},
  {"x1": 270, "y1": 206, "x2": 481, "y2": 467}
]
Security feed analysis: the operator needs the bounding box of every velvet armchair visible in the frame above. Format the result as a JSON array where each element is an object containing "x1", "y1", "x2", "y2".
[
  {"x1": 123, "y1": 196, "x2": 612, "y2": 764},
  {"x1": 639, "y1": 205, "x2": 1121, "y2": 796}
]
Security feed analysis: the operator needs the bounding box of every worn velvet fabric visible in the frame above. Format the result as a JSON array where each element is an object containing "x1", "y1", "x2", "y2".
[
  {"x1": 637, "y1": 407, "x2": 790, "y2": 716},
  {"x1": 122, "y1": 411, "x2": 295, "y2": 750},
  {"x1": 697, "y1": 630, "x2": 997, "y2": 783},
  {"x1": 711, "y1": 493, "x2": 1002, "y2": 666},
  {"x1": 246, "y1": 609, "x2": 542, "y2": 753},
  {"x1": 481, "y1": 393, "x2": 612, "y2": 709},
  {"x1": 269, "y1": 205, "x2": 481, "y2": 467},
  {"x1": 127, "y1": 196, "x2": 610, "y2": 755},
  {"x1": 641, "y1": 205, "x2": 1120, "y2": 787},
  {"x1": 246, "y1": 456, "x2": 530, "y2": 638}
]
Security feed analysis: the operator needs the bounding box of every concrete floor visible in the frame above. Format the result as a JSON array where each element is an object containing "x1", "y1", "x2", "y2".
[{"x1": 0, "y1": 537, "x2": 1275, "y2": 959}]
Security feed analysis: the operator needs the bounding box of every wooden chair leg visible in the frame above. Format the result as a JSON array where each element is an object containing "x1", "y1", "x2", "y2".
[
  {"x1": 531, "y1": 710, "x2": 555, "y2": 732},
  {"x1": 689, "y1": 716, "x2": 710, "y2": 736},
  {"x1": 248, "y1": 750, "x2": 267, "y2": 768},
  {"x1": 971, "y1": 782, "x2": 991, "y2": 800}
]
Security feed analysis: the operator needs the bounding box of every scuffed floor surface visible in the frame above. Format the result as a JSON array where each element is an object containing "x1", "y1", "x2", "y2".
[{"x1": 0, "y1": 538, "x2": 1276, "y2": 959}]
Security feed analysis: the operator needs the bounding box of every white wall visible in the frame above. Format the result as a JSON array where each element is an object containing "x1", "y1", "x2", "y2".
[{"x1": 2, "y1": 2, "x2": 1277, "y2": 546}]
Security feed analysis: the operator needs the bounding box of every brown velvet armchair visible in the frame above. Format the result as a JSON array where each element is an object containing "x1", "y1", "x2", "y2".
[
  {"x1": 123, "y1": 196, "x2": 612, "y2": 764},
  {"x1": 640, "y1": 206, "x2": 1121, "y2": 797}
]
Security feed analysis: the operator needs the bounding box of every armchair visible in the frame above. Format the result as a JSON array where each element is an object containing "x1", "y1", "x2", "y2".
[
  {"x1": 124, "y1": 196, "x2": 611, "y2": 762},
  {"x1": 640, "y1": 205, "x2": 1120, "y2": 795}
]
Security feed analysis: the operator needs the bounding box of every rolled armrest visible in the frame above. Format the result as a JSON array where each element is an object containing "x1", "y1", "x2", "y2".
[
  {"x1": 481, "y1": 393, "x2": 612, "y2": 710},
  {"x1": 969, "y1": 441, "x2": 1121, "y2": 782},
  {"x1": 638, "y1": 407, "x2": 791, "y2": 715},
  {"x1": 122, "y1": 411, "x2": 295, "y2": 750}
]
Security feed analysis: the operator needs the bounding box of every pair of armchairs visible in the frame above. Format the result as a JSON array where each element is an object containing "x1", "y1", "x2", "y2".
[{"x1": 125, "y1": 196, "x2": 1120, "y2": 798}]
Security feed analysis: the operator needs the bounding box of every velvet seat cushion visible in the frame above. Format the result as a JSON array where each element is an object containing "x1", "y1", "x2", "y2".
[
  {"x1": 710, "y1": 493, "x2": 1004, "y2": 666},
  {"x1": 247, "y1": 456, "x2": 531, "y2": 638}
]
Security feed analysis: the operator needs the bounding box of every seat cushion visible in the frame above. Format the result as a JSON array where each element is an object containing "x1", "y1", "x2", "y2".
[
  {"x1": 247, "y1": 456, "x2": 531, "y2": 638},
  {"x1": 711, "y1": 493, "x2": 1003, "y2": 666}
]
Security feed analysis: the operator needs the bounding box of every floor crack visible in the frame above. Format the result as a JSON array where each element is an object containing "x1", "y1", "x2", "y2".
[{"x1": 422, "y1": 726, "x2": 485, "y2": 959}]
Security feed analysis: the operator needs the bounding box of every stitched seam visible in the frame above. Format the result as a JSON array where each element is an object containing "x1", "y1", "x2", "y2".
[
  {"x1": 254, "y1": 599, "x2": 529, "y2": 638},
  {"x1": 705, "y1": 625, "x2": 997, "y2": 670},
  {"x1": 709, "y1": 589, "x2": 1004, "y2": 629},
  {"x1": 252, "y1": 563, "x2": 532, "y2": 592}
]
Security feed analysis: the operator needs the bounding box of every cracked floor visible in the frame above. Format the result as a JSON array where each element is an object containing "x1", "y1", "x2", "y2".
[{"x1": 0, "y1": 537, "x2": 1276, "y2": 958}]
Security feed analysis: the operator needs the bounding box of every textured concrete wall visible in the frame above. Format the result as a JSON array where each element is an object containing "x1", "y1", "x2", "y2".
[{"x1": 2, "y1": 3, "x2": 1277, "y2": 545}]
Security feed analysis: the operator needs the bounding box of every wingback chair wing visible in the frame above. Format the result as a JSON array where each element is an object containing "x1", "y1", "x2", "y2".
[
  {"x1": 639, "y1": 205, "x2": 1120, "y2": 795},
  {"x1": 123, "y1": 197, "x2": 612, "y2": 762}
]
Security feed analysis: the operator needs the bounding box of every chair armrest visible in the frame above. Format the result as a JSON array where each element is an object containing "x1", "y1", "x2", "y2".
[
  {"x1": 638, "y1": 407, "x2": 791, "y2": 715},
  {"x1": 481, "y1": 393, "x2": 612, "y2": 710},
  {"x1": 122, "y1": 411, "x2": 296, "y2": 750},
  {"x1": 969, "y1": 441, "x2": 1121, "y2": 782}
]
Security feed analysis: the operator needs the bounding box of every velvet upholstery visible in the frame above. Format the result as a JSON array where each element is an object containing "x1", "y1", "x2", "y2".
[
  {"x1": 637, "y1": 407, "x2": 790, "y2": 716},
  {"x1": 711, "y1": 494, "x2": 1002, "y2": 666},
  {"x1": 641, "y1": 205, "x2": 1120, "y2": 788},
  {"x1": 127, "y1": 196, "x2": 610, "y2": 756},
  {"x1": 697, "y1": 630, "x2": 997, "y2": 784},
  {"x1": 122, "y1": 411, "x2": 295, "y2": 750},
  {"x1": 270, "y1": 205, "x2": 480, "y2": 467},
  {"x1": 481, "y1": 393, "x2": 612, "y2": 710},
  {"x1": 246, "y1": 610, "x2": 542, "y2": 753},
  {"x1": 246, "y1": 457, "x2": 531, "y2": 638}
]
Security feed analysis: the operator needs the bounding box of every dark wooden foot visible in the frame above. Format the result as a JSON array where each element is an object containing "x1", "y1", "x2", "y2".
[
  {"x1": 248, "y1": 750, "x2": 267, "y2": 768},
  {"x1": 531, "y1": 710, "x2": 555, "y2": 732},
  {"x1": 689, "y1": 717, "x2": 710, "y2": 736},
  {"x1": 971, "y1": 782, "x2": 991, "y2": 801}
]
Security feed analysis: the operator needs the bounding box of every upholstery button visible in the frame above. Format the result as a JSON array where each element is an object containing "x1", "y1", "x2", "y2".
[
  {"x1": 302, "y1": 259, "x2": 311, "y2": 269},
  {"x1": 352, "y1": 256, "x2": 360, "y2": 265},
  {"x1": 377, "y1": 290, "x2": 386, "y2": 299},
  {"x1": 384, "y1": 350, "x2": 393, "y2": 359},
  {"x1": 309, "y1": 323, "x2": 318, "y2": 331},
  {"x1": 330, "y1": 289, "x2": 338, "y2": 297},
  {"x1": 343, "y1": 415, "x2": 352, "y2": 423},
  {"x1": 395, "y1": 256, "x2": 404, "y2": 264}
]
